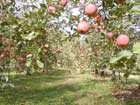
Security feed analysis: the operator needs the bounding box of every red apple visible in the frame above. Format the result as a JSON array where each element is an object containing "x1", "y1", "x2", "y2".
[
  {"x1": 107, "y1": 32, "x2": 114, "y2": 39},
  {"x1": 85, "y1": 4, "x2": 97, "y2": 16},
  {"x1": 48, "y1": 6, "x2": 56, "y2": 14},
  {"x1": 77, "y1": 20, "x2": 89, "y2": 33},
  {"x1": 116, "y1": 34, "x2": 129, "y2": 46},
  {"x1": 59, "y1": 0, "x2": 68, "y2": 6},
  {"x1": 16, "y1": 56, "x2": 26, "y2": 63},
  {"x1": 100, "y1": 28, "x2": 106, "y2": 34},
  {"x1": 94, "y1": 15, "x2": 103, "y2": 23}
]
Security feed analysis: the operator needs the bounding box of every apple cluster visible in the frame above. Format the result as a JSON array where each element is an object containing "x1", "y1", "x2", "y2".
[{"x1": 48, "y1": 0, "x2": 129, "y2": 47}]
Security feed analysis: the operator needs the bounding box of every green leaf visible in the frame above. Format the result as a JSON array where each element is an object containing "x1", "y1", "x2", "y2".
[
  {"x1": 25, "y1": 55, "x2": 32, "y2": 67},
  {"x1": 110, "y1": 57, "x2": 120, "y2": 64},
  {"x1": 21, "y1": 31, "x2": 39, "y2": 41},
  {"x1": 37, "y1": 60, "x2": 44, "y2": 68},
  {"x1": 110, "y1": 50, "x2": 133, "y2": 64},
  {"x1": 37, "y1": 48, "x2": 42, "y2": 53},
  {"x1": 25, "y1": 61, "x2": 32, "y2": 67},
  {"x1": 133, "y1": 42, "x2": 140, "y2": 54}
]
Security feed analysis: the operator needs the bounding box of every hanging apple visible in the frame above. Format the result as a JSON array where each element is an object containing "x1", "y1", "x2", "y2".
[
  {"x1": 106, "y1": 32, "x2": 114, "y2": 39},
  {"x1": 59, "y1": 0, "x2": 68, "y2": 6},
  {"x1": 94, "y1": 15, "x2": 103, "y2": 23},
  {"x1": 85, "y1": 4, "x2": 97, "y2": 16},
  {"x1": 48, "y1": 5, "x2": 56, "y2": 14},
  {"x1": 77, "y1": 20, "x2": 89, "y2": 33},
  {"x1": 116, "y1": 34, "x2": 129, "y2": 46}
]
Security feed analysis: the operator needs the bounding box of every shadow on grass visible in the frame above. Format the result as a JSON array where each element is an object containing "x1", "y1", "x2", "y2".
[
  {"x1": 13, "y1": 69, "x2": 68, "y2": 83},
  {"x1": 0, "y1": 70, "x2": 84, "y2": 105},
  {"x1": 1, "y1": 81, "x2": 84, "y2": 105},
  {"x1": 0, "y1": 70, "x2": 140, "y2": 105},
  {"x1": 124, "y1": 101, "x2": 140, "y2": 105}
]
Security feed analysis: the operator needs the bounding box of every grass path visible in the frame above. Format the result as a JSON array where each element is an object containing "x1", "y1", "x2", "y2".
[{"x1": 0, "y1": 70, "x2": 140, "y2": 105}]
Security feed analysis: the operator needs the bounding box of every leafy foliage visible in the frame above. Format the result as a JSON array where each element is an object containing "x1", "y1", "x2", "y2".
[
  {"x1": 133, "y1": 42, "x2": 140, "y2": 54},
  {"x1": 110, "y1": 50, "x2": 133, "y2": 64},
  {"x1": 0, "y1": 0, "x2": 139, "y2": 87}
]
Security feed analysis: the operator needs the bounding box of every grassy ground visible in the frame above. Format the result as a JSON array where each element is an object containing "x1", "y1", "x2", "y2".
[{"x1": 0, "y1": 70, "x2": 140, "y2": 105}]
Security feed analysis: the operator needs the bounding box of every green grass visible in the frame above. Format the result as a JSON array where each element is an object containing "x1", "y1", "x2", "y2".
[{"x1": 0, "y1": 70, "x2": 140, "y2": 105}]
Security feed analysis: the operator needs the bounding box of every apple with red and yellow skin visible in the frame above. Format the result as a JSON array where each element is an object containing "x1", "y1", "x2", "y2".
[
  {"x1": 100, "y1": 28, "x2": 106, "y2": 34},
  {"x1": 107, "y1": 32, "x2": 114, "y2": 39},
  {"x1": 85, "y1": 4, "x2": 97, "y2": 16},
  {"x1": 59, "y1": 0, "x2": 68, "y2": 6},
  {"x1": 77, "y1": 20, "x2": 90, "y2": 33},
  {"x1": 48, "y1": 6, "x2": 56, "y2": 14},
  {"x1": 116, "y1": 34, "x2": 129, "y2": 46},
  {"x1": 16, "y1": 55, "x2": 26, "y2": 63},
  {"x1": 94, "y1": 15, "x2": 103, "y2": 23}
]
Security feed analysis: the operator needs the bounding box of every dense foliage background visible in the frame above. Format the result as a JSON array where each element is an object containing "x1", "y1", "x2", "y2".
[
  {"x1": 0, "y1": 0, "x2": 140, "y2": 102},
  {"x1": 0, "y1": 0, "x2": 140, "y2": 105}
]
